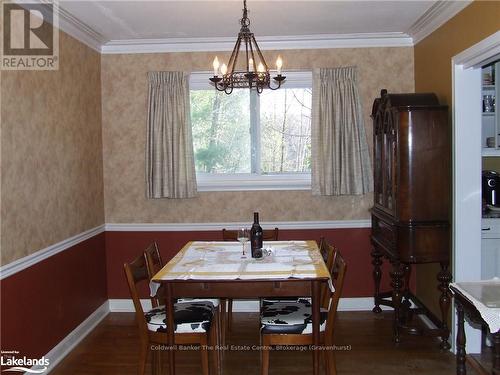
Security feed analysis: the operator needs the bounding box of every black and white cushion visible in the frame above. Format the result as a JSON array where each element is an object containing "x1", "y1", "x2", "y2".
[
  {"x1": 145, "y1": 301, "x2": 214, "y2": 333},
  {"x1": 260, "y1": 298, "x2": 328, "y2": 335}
]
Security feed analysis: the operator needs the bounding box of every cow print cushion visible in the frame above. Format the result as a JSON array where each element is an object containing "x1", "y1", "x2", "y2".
[
  {"x1": 260, "y1": 299, "x2": 328, "y2": 334},
  {"x1": 145, "y1": 301, "x2": 214, "y2": 333},
  {"x1": 176, "y1": 298, "x2": 220, "y2": 307}
]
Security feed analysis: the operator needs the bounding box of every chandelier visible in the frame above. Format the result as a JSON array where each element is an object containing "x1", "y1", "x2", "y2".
[{"x1": 210, "y1": 0, "x2": 285, "y2": 94}]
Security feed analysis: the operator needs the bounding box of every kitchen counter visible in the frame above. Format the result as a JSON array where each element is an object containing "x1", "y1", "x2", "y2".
[{"x1": 483, "y1": 211, "x2": 500, "y2": 219}]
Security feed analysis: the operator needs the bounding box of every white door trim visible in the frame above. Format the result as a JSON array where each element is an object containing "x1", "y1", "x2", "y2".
[{"x1": 451, "y1": 30, "x2": 500, "y2": 354}]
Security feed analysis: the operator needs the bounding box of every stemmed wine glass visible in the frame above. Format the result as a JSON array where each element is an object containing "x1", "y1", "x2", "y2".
[{"x1": 237, "y1": 228, "x2": 249, "y2": 258}]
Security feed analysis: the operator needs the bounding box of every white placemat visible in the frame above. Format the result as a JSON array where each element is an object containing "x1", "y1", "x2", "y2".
[{"x1": 451, "y1": 278, "x2": 500, "y2": 333}]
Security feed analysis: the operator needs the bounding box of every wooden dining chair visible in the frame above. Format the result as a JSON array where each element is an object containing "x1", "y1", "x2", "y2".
[
  {"x1": 262, "y1": 238, "x2": 335, "y2": 306},
  {"x1": 143, "y1": 242, "x2": 226, "y2": 347},
  {"x1": 124, "y1": 253, "x2": 219, "y2": 375},
  {"x1": 259, "y1": 248, "x2": 347, "y2": 375},
  {"x1": 221, "y1": 227, "x2": 279, "y2": 332}
]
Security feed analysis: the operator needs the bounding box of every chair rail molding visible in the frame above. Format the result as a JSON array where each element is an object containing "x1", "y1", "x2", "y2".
[
  {"x1": 104, "y1": 220, "x2": 371, "y2": 232},
  {"x1": 0, "y1": 225, "x2": 106, "y2": 280}
]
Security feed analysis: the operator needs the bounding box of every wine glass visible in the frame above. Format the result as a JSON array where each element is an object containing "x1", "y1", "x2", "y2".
[{"x1": 237, "y1": 228, "x2": 249, "y2": 258}]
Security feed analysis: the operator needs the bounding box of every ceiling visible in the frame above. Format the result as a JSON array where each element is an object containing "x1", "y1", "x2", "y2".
[
  {"x1": 52, "y1": 0, "x2": 471, "y2": 53},
  {"x1": 60, "y1": 1, "x2": 436, "y2": 40}
]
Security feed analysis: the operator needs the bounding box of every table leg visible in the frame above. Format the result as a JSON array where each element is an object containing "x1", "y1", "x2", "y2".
[
  {"x1": 493, "y1": 332, "x2": 500, "y2": 375},
  {"x1": 438, "y1": 262, "x2": 452, "y2": 350},
  {"x1": 166, "y1": 283, "x2": 176, "y2": 375},
  {"x1": 312, "y1": 280, "x2": 321, "y2": 375},
  {"x1": 456, "y1": 300, "x2": 466, "y2": 375},
  {"x1": 371, "y1": 245, "x2": 383, "y2": 314}
]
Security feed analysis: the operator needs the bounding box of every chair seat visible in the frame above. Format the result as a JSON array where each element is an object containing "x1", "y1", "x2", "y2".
[
  {"x1": 177, "y1": 298, "x2": 220, "y2": 307},
  {"x1": 260, "y1": 299, "x2": 327, "y2": 334},
  {"x1": 145, "y1": 301, "x2": 215, "y2": 334}
]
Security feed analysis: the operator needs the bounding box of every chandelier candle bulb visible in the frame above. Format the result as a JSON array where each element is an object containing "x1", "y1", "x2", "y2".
[
  {"x1": 257, "y1": 62, "x2": 265, "y2": 73},
  {"x1": 220, "y1": 63, "x2": 228, "y2": 76},
  {"x1": 249, "y1": 58, "x2": 254, "y2": 72},
  {"x1": 276, "y1": 56, "x2": 283, "y2": 75},
  {"x1": 213, "y1": 56, "x2": 220, "y2": 76}
]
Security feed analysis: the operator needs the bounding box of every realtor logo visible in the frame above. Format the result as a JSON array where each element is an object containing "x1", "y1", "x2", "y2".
[
  {"x1": 1, "y1": 1, "x2": 59, "y2": 70},
  {"x1": 1, "y1": 350, "x2": 49, "y2": 373}
]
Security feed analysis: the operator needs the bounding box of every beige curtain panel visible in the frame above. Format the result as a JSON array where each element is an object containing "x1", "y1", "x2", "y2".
[
  {"x1": 146, "y1": 71, "x2": 197, "y2": 199},
  {"x1": 311, "y1": 67, "x2": 373, "y2": 196}
]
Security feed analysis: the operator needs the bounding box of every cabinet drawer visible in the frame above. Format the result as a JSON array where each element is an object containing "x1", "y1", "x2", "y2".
[
  {"x1": 481, "y1": 219, "x2": 500, "y2": 238},
  {"x1": 372, "y1": 216, "x2": 396, "y2": 245}
]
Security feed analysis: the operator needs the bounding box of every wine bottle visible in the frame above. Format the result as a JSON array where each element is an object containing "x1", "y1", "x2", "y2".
[{"x1": 250, "y1": 212, "x2": 263, "y2": 258}]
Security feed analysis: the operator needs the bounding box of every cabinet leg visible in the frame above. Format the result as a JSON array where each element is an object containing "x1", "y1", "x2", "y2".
[
  {"x1": 371, "y1": 246, "x2": 383, "y2": 314},
  {"x1": 438, "y1": 262, "x2": 452, "y2": 350},
  {"x1": 456, "y1": 301, "x2": 466, "y2": 375},
  {"x1": 401, "y1": 264, "x2": 412, "y2": 321},
  {"x1": 390, "y1": 260, "x2": 404, "y2": 343}
]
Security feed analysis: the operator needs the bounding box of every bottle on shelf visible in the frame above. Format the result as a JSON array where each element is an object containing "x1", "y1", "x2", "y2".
[{"x1": 250, "y1": 212, "x2": 263, "y2": 258}]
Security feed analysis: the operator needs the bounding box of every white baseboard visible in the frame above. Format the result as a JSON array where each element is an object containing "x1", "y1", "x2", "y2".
[
  {"x1": 33, "y1": 301, "x2": 109, "y2": 374},
  {"x1": 109, "y1": 297, "x2": 385, "y2": 313}
]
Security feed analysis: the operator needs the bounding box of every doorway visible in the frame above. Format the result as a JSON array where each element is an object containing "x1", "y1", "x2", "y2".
[{"x1": 452, "y1": 31, "x2": 500, "y2": 353}]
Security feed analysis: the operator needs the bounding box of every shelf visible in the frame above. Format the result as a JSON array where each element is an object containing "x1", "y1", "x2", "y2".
[
  {"x1": 483, "y1": 112, "x2": 496, "y2": 116},
  {"x1": 482, "y1": 85, "x2": 496, "y2": 90},
  {"x1": 482, "y1": 148, "x2": 500, "y2": 157}
]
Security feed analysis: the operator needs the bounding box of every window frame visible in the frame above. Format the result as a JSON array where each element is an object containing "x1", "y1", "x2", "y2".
[{"x1": 189, "y1": 70, "x2": 312, "y2": 192}]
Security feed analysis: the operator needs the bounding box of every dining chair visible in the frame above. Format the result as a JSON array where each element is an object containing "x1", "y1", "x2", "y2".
[
  {"x1": 143, "y1": 242, "x2": 226, "y2": 347},
  {"x1": 221, "y1": 227, "x2": 279, "y2": 332},
  {"x1": 262, "y1": 238, "x2": 335, "y2": 306},
  {"x1": 259, "y1": 248, "x2": 347, "y2": 375},
  {"x1": 124, "y1": 253, "x2": 219, "y2": 375}
]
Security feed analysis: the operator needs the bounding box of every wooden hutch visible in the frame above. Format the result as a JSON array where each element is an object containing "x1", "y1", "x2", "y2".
[{"x1": 370, "y1": 89, "x2": 452, "y2": 349}]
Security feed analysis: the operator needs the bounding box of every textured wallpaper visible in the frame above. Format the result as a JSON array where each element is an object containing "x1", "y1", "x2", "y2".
[
  {"x1": 101, "y1": 47, "x2": 414, "y2": 223},
  {"x1": 0, "y1": 31, "x2": 105, "y2": 265}
]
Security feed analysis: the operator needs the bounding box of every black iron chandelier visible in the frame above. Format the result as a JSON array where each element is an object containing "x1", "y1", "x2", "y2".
[{"x1": 209, "y1": 0, "x2": 285, "y2": 94}]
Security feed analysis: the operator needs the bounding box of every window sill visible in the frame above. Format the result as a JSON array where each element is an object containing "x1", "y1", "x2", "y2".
[{"x1": 196, "y1": 173, "x2": 311, "y2": 192}]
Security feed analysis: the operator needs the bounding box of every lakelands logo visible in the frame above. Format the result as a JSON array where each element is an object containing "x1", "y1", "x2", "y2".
[
  {"x1": 1, "y1": 0, "x2": 59, "y2": 70},
  {"x1": 1, "y1": 351, "x2": 49, "y2": 373}
]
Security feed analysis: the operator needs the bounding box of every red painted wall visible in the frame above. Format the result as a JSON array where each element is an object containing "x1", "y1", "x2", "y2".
[
  {"x1": 0, "y1": 233, "x2": 107, "y2": 362},
  {"x1": 105, "y1": 228, "x2": 396, "y2": 299}
]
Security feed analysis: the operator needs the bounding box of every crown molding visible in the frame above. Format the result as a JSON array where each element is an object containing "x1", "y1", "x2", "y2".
[
  {"x1": 100, "y1": 32, "x2": 413, "y2": 54},
  {"x1": 408, "y1": 0, "x2": 472, "y2": 45},
  {"x1": 15, "y1": 0, "x2": 107, "y2": 53},
  {"x1": 55, "y1": 2, "x2": 107, "y2": 53}
]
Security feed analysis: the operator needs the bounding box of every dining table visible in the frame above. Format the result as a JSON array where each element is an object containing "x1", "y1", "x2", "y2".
[
  {"x1": 449, "y1": 278, "x2": 500, "y2": 375},
  {"x1": 150, "y1": 240, "x2": 331, "y2": 375}
]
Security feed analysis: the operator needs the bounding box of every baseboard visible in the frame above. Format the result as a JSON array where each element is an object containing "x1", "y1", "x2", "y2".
[
  {"x1": 32, "y1": 301, "x2": 110, "y2": 374},
  {"x1": 108, "y1": 297, "x2": 387, "y2": 313}
]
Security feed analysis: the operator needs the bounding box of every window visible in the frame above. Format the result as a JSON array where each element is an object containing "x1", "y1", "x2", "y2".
[{"x1": 190, "y1": 71, "x2": 312, "y2": 191}]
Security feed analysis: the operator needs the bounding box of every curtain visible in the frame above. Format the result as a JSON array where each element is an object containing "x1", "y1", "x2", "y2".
[
  {"x1": 311, "y1": 67, "x2": 373, "y2": 196},
  {"x1": 146, "y1": 71, "x2": 197, "y2": 198}
]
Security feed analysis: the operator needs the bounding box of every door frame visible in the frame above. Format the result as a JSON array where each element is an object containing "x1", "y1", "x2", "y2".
[{"x1": 452, "y1": 31, "x2": 500, "y2": 353}]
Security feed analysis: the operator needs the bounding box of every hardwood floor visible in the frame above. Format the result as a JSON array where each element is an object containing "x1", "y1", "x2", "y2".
[{"x1": 51, "y1": 311, "x2": 465, "y2": 375}]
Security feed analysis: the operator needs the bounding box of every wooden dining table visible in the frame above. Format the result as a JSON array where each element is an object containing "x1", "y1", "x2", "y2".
[{"x1": 150, "y1": 240, "x2": 331, "y2": 375}]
